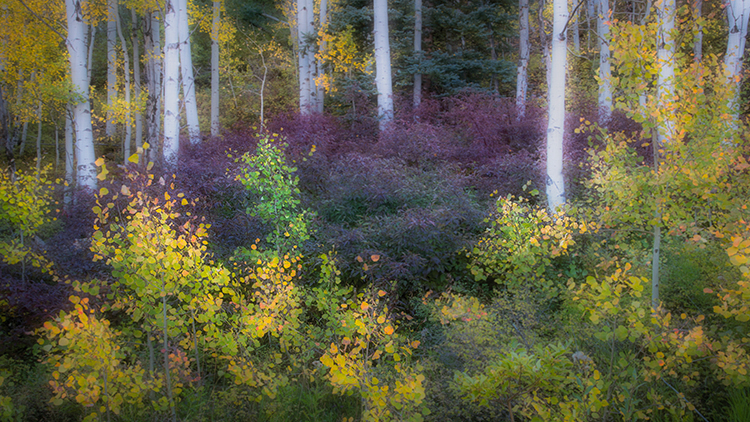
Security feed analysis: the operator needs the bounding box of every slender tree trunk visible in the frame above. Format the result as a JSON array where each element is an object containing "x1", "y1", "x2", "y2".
[
  {"x1": 596, "y1": 0, "x2": 612, "y2": 123},
  {"x1": 145, "y1": 12, "x2": 162, "y2": 161},
  {"x1": 297, "y1": 0, "x2": 312, "y2": 113},
  {"x1": 656, "y1": 0, "x2": 676, "y2": 146},
  {"x1": 67, "y1": 0, "x2": 97, "y2": 191},
  {"x1": 414, "y1": 0, "x2": 423, "y2": 108},
  {"x1": 516, "y1": 0, "x2": 529, "y2": 118},
  {"x1": 178, "y1": 0, "x2": 201, "y2": 144},
  {"x1": 545, "y1": 0, "x2": 568, "y2": 212},
  {"x1": 163, "y1": 0, "x2": 181, "y2": 168},
  {"x1": 210, "y1": 1, "x2": 220, "y2": 136},
  {"x1": 724, "y1": 0, "x2": 750, "y2": 125},
  {"x1": 107, "y1": 0, "x2": 117, "y2": 138},
  {"x1": 116, "y1": 7, "x2": 132, "y2": 161},
  {"x1": 374, "y1": 0, "x2": 394, "y2": 130},
  {"x1": 132, "y1": 8, "x2": 143, "y2": 150},
  {"x1": 317, "y1": 0, "x2": 328, "y2": 113},
  {"x1": 572, "y1": 8, "x2": 580, "y2": 52}
]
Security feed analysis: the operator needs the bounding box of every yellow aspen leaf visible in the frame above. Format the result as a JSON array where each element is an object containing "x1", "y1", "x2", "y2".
[
  {"x1": 128, "y1": 153, "x2": 140, "y2": 163},
  {"x1": 371, "y1": 254, "x2": 380, "y2": 262},
  {"x1": 361, "y1": 302, "x2": 370, "y2": 311},
  {"x1": 378, "y1": 290, "x2": 387, "y2": 297},
  {"x1": 377, "y1": 315, "x2": 386, "y2": 324},
  {"x1": 372, "y1": 350, "x2": 382, "y2": 360},
  {"x1": 165, "y1": 192, "x2": 171, "y2": 201},
  {"x1": 384, "y1": 326, "x2": 394, "y2": 335}
]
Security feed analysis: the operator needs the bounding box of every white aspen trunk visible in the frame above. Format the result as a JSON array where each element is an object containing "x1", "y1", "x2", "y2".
[
  {"x1": 64, "y1": 106, "x2": 74, "y2": 206},
  {"x1": 516, "y1": 0, "x2": 529, "y2": 118},
  {"x1": 545, "y1": 0, "x2": 568, "y2": 212},
  {"x1": 694, "y1": 0, "x2": 703, "y2": 62},
  {"x1": 596, "y1": 0, "x2": 612, "y2": 123},
  {"x1": 724, "y1": 0, "x2": 750, "y2": 123},
  {"x1": 656, "y1": 0, "x2": 676, "y2": 146},
  {"x1": 117, "y1": 7, "x2": 132, "y2": 161},
  {"x1": 210, "y1": 1, "x2": 220, "y2": 136},
  {"x1": 316, "y1": 0, "x2": 328, "y2": 113},
  {"x1": 107, "y1": 0, "x2": 117, "y2": 138},
  {"x1": 178, "y1": 0, "x2": 201, "y2": 144},
  {"x1": 132, "y1": 8, "x2": 143, "y2": 150},
  {"x1": 145, "y1": 12, "x2": 162, "y2": 159},
  {"x1": 163, "y1": 0, "x2": 181, "y2": 167},
  {"x1": 307, "y1": 0, "x2": 318, "y2": 112},
  {"x1": 66, "y1": 0, "x2": 97, "y2": 191},
  {"x1": 414, "y1": 0, "x2": 423, "y2": 108},
  {"x1": 373, "y1": 0, "x2": 394, "y2": 130},
  {"x1": 298, "y1": 0, "x2": 312, "y2": 113}
]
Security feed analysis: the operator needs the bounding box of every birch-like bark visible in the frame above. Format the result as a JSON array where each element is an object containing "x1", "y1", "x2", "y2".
[
  {"x1": 656, "y1": 0, "x2": 676, "y2": 146},
  {"x1": 116, "y1": 7, "x2": 132, "y2": 161},
  {"x1": 545, "y1": 0, "x2": 568, "y2": 212},
  {"x1": 374, "y1": 0, "x2": 394, "y2": 130},
  {"x1": 87, "y1": 24, "x2": 96, "y2": 87},
  {"x1": 414, "y1": 0, "x2": 423, "y2": 108},
  {"x1": 66, "y1": 0, "x2": 97, "y2": 191},
  {"x1": 596, "y1": 0, "x2": 612, "y2": 123},
  {"x1": 107, "y1": 0, "x2": 117, "y2": 138},
  {"x1": 724, "y1": 0, "x2": 750, "y2": 124},
  {"x1": 178, "y1": 0, "x2": 201, "y2": 144},
  {"x1": 145, "y1": 12, "x2": 162, "y2": 160},
  {"x1": 163, "y1": 0, "x2": 181, "y2": 168},
  {"x1": 132, "y1": 8, "x2": 143, "y2": 150},
  {"x1": 516, "y1": 0, "x2": 529, "y2": 118},
  {"x1": 316, "y1": 0, "x2": 328, "y2": 113},
  {"x1": 297, "y1": 0, "x2": 312, "y2": 113},
  {"x1": 210, "y1": 1, "x2": 220, "y2": 136}
]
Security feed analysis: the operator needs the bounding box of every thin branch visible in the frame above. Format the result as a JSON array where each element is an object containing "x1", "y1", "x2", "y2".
[
  {"x1": 561, "y1": 0, "x2": 587, "y2": 40},
  {"x1": 14, "y1": 0, "x2": 66, "y2": 42}
]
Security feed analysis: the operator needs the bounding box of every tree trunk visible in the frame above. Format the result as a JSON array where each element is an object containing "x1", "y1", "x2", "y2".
[
  {"x1": 66, "y1": 0, "x2": 97, "y2": 191},
  {"x1": 414, "y1": 0, "x2": 423, "y2": 108},
  {"x1": 596, "y1": 0, "x2": 612, "y2": 123},
  {"x1": 178, "y1": 0, "x2": 201, "y2": 144},
  {"x1": 545, "y1": 0, "x2": 568, "y2": 212},
  {"x1": 317, "y1": 0, "x2": 328, "y2": 113},
  {"x1": 132, "y1": 8, "x2": 143, "y2": 150},
  {"x1": 297, "y1": 0, "x2": 312, "y2": 114},
  {"x1": 87, "y1": 24, "x2": 96, "y2": 88},
  {"x1": 656, "y1": 0, "x2": 676, "y2": 146},
  {"x1": 516, "y1": 0, "x2": 529, "y2": 118},
  {"x1": 107, "y1": 0, "x2": 117, "y2": 138},
  {"x1": 210, "y1": 1, "x2": 220, "y2": 136},
  {"x1": 724, "y1": 0, "x2": 750, "y2": 125},
  {"x1": 374, "y1": 0, "x2": 394, "y2": 130},
  {"x1": 145, "y1": 11, "x2": 162, "y2": 161},
  {"x1": 116, "y1": 7, "x2": 132, "y2": 161},
  {"x1": 163, "y1": 0, "x2": 181, "y2": 168}
]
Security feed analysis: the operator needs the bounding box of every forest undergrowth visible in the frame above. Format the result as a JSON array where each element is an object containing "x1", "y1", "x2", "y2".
[{"x1": 2, "y1": 93, "x2": 750, "y2": 422}]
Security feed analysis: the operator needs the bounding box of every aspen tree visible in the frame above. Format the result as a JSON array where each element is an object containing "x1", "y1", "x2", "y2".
[
  {"x1": 545, "y1": 0, "x2": 568, "y2": 211},
  {"x1": 373, "y1": 0, "x2": 393, "y2": 130}
]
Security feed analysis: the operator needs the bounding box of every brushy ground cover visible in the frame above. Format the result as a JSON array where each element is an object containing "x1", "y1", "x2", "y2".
[{"x1": 2, "y1": 92, "x2": 750, "y2": 422}]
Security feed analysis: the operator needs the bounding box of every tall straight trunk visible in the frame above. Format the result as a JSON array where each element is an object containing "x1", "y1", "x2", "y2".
[
  {"x1": 210, "y1": 1, "x2": 220, "y2": 136},
  {"x1": 656, "y1": 0, "x2": 676, "y2": 146},
  {"x1": 116, "y1": 7, "x2": 132, "y2": 161},
  {"x1": 178, "y1": 0, "x2": 201, "y2": 144},
  {"x1": 373, "y1": 0, "x2": 394, "y2": 130},
  {"x1": 693, "y1": 0, "x2": 703, "y2": 62},
  {"x1": 132, "y1": 8, "x2": 143, "y2": 150},
  {"x1": 724, "y1": 0, "x2": 750, "y2": 124},
  {"x1": 572, "y1": 8, "x2": 580, "y2": 52},
  {"x1": 107, "y1": 0, "x2": 117, "y2": 138},
  {"x1": 596, "y1": 0, "x2": 612, "y2": 123},
  {"x1": 66, "y1": 0, "x2": 97, "y2": 191},
  {"x1": 306, "y1": 0, "x2": 318, "y2": 113},
  {"x1": 516, "y1": 0, "x2": 529, "y2": 118},
  {"x1": 163, "y1": 0, "x2": 181, "y2": 168},
  {"x1": 297, "y1": 0, "x2": 312, "y2": 113},
  {"x1": 317, "y1": 0, "x2": 328, "y2": 113},
  {"x1": 145, "y1": 12, "x2": 162, "y2": 160},
  {"x1": 413, "y1": 0, "x2": 423, "y2": 108},
  {"x1": 64, "y1": 106, "x2": 74, "y2": 206},
  {"x1": 545, "y1": 0, "x2": 568, "y2": 212}
]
